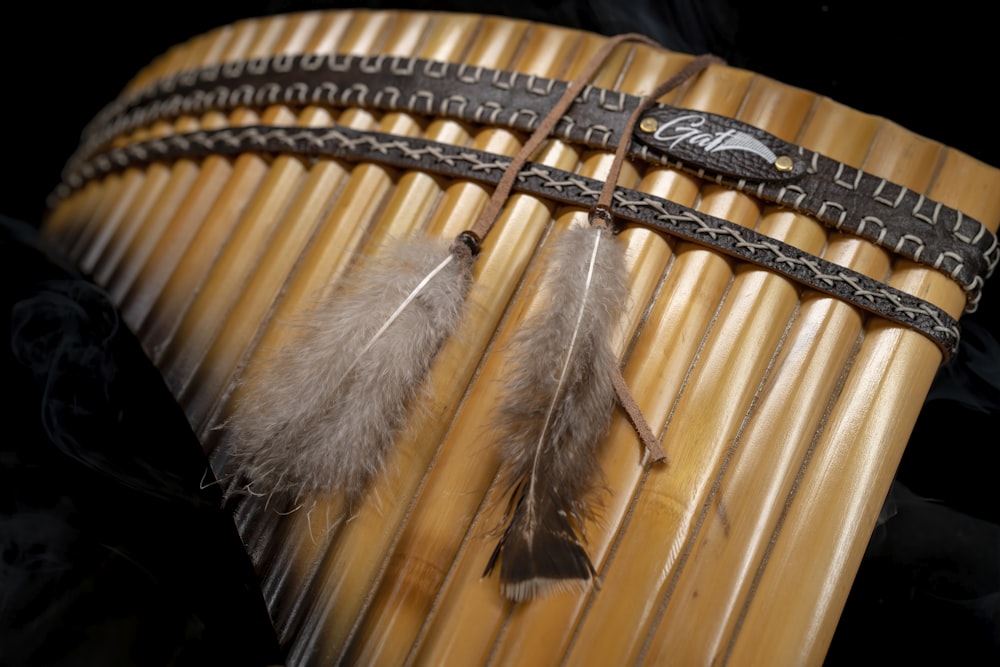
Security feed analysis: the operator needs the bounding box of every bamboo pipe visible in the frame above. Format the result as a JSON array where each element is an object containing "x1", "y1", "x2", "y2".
[{"x1": 43, "y1": 179, "x2": 103, "y2": 257}]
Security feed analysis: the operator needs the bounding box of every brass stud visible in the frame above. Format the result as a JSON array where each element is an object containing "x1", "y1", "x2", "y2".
[
  {"x1": 774, "y1": 155, "x2": 794, "y2": 172},
  {"x1": 639, "y1": 117, "x2": 658, "y2": 133}
]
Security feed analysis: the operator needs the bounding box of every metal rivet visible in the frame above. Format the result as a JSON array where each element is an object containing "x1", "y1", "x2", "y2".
[
  {"x1": 774, "y1": 155, "x2": 794, "y2": 172},
  {"x1": 639, "y1": 117, "x2": 658, "y2": 133}
]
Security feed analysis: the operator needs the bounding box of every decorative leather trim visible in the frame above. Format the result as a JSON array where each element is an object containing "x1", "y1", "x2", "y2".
[
  {"x1": 69, "y1": 54, "x2": 998, "y2": 312},
  {"x1": 55, "y1": 124, "x2": 962, "y2": 359}
]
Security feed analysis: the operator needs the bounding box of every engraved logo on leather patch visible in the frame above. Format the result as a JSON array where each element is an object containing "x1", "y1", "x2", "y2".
[{"x1": 635, "y1": 108, "x2": 804, "y2": 182}]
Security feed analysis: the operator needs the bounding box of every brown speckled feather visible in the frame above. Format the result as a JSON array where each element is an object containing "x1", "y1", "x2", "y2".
[{"x1": 484, "y1": 223, "x2": 628, "y2": 601}]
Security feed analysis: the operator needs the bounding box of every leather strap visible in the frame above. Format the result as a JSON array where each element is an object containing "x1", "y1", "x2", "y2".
[
  {"x1": 71, "y1": 53, "x2": 998, "y2": 311},
  {"x1": 55, "y1": 124, "x2": 962, "y2": 359}
]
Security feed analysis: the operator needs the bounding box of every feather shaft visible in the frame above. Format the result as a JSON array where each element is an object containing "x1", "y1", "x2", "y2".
[
  {"x1": 357, "y1": 253, "x2": 455, "y2": 361},
  {"x1": 524, "y1": 228, "x2": 601, "y2": 526}
]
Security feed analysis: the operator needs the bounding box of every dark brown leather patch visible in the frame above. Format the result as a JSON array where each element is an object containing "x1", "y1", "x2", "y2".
[{"x1": 633, "y1": 108, "x2": 805, "y2": 182}]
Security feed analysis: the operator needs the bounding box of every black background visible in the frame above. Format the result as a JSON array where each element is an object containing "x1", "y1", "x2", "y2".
[
  {"x1": 1, "y1": 1, "x2": 998, "y2": 664},
  {"x1": 2, "y1": 0, "x2": 999, "y2": 225}
]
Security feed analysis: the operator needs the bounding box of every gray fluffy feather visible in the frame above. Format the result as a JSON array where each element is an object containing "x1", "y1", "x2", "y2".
[
  {"x1": 484, "y1": 224, "x2": 628, "y2": 600},
  {"x1": 228, "y1": 237, "x2": 470, "y2": 508}
]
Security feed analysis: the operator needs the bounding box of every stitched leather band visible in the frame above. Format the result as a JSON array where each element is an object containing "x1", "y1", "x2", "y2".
[
  {"x1": 55, "y1": 124, "x2": 962, "y2": 359},
  {"x1": 70, "y1": 54, "x2": 998, "y2": 311}
]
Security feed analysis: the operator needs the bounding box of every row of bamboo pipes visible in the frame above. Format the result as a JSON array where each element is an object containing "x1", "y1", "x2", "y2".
[{"x1": 42, "y1": 9, "x2": 1000, "y2": 665}]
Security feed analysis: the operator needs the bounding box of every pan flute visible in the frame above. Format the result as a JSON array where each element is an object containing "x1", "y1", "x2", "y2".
[{"x1": 42, "y1": 9, "x2": 1000, "y2": 665}]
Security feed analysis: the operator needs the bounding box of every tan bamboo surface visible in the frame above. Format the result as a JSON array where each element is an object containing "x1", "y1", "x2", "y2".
[{"x1": 41, "y1": 9, "x2": 1000, "y2": 666}]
